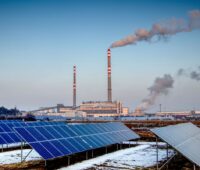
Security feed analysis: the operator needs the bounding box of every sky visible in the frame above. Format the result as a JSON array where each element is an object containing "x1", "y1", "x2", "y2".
[{"x1": 0, "y1": 0, "x2": 200, "y2": 112}]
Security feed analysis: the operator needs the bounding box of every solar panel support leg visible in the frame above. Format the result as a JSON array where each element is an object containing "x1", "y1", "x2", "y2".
[
  {"x1": 91, "y1": 150, "x2": 94, "y2": 158},
  {"x1": 120, "y1": 143, "x2": 122, "y2": 149},
  {"x1": 156, "y1": 137, "x2": 158, "y2": 170},
  {"x1": 45, "y1": 160, "x2": 47, "y2": 167},
  {"x1": 22, "y1": 149, "x2": 33, "y2": 162},
  {"x1": 86, "y1": 151, "x2": 88, "y2": 160},
  {"x1": 67, "y1": 156, "x2": 70, "y2": 165},
  {"x1": 129, "y1": 141, "x2": 130, "y2": 148},
  {"x1": 166, "y1": 143, "x2": 168, "y2": 159},
  {"x1": 21, "y1": 142, "x2": 23, "y2": 163},
  {"x1": 166, "y1": 143, "x2": 168, "y2": 169},
  {"x1": 116, "y1": 144, "x2": 118, "y2": 150},
  {"x1": 1, "y1": 144, "x2": 3, "y2": 152},
  {"x1": 193, "y1": 164, "x2": 196, "y2": 170},
  {"x1": 105, "y1": 147, "x2": 107, "y2": 154}
]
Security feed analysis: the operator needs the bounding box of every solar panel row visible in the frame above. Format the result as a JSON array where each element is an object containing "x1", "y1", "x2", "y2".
[
  {"x1": 151, "y1": 123, "x2": 200, "y2": 167},
  {"x1": 0, "y1": 132, "x2": 21, "y2": 144},
  {"x1": 0, "y1": 122, "x2": 27, "y2": 133},
  {"x1": 26, "y1": 121, "x2": 66, "y2": 127},
  {"x1": 15, "y1": 122, "x2": 139, "y2": 160},
  {"x1": 0, "y1": 120, "x2": 22, "y2": 122},
  {"x1": 0, "y1": 122, "x2": 28, "y2": 145},
  {"x1": 0, "y1": 121, "x2": 66, "y2": 145}
]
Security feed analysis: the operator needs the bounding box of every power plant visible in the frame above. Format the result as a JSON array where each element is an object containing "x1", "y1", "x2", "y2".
[
  {"x1": 28, "y1": 48, "x2": 200, "y2": 119},
  {"x1": 29, "y1": 48, "x2": 128, "y2": 117}
]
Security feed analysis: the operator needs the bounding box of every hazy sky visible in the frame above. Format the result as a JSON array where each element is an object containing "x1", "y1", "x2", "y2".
[{"x1": 0, "y1": 0, "x2": 200, "y2": 112}]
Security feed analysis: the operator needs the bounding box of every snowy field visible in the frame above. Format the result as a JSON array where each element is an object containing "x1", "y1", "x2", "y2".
[
  {"x1": 60, "y1": 143, "x2": 173, "y2": 170},
  {"x1": 1, "y1": 143, "x2": 21, "y2": 149},
  {"x1": 0, "y1": 149, "x2": 42, "y2": 164},
  {"x1": 0, "y1": 142, "x2": 173, "y2": 170}
]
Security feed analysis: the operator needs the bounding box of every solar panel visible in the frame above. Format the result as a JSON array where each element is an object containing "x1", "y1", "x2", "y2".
[
  {"x1": 0, "y1": 132, "x2": 21, "y2": 144},
  {"x1": 0, "y1": 120, "x2": 22, "y2": 123},
  {"x1": 68, "y1": 123, "x2": 138, "y2": 145},
  {"x1": 26, "y1": 121, "x2": 66, "y2": 126},
  {"x1": 151, "y1": 123, "x2": 200, "y2": 167},
  {"x1": 15, "y1": 122, "x2": 139, "y2": 160},
  {"x1": 0, "y1": 122, "x2": 27, "y2": 144},
  {"x1": 0, "y1": 121, "x2": 66, "y2": 145}
]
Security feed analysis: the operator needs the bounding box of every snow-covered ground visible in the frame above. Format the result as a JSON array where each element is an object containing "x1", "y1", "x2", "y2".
[
  {"x1": 123, "y1": 141, "x2": 167, "y2": 146},
  {"x1": 1, "y1": 143, "x2": 21, "y2": 149},
  {"x1": 0, "y1": 141, "x2": 173, "y2": 169},
  {"x1": 0, "y1": 149, "x2": 42, "y2": 164},
  {"x1": 59, "y1": 144, "x2": 173, "y2": 170}
]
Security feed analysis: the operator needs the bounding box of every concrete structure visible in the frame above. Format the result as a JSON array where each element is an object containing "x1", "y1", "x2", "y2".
[{"x1": 79, "y1": 101, "x2": 122, "y2": 117}]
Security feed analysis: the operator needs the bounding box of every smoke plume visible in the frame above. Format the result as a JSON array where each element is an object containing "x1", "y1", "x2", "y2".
[
  {"x1": 177, "y1": 66, "x2": 200, "y2": 81},
  {"x1": 138, "y1": 74, "x2": 174, "y2": 111},
  {"x1": 111, "y1": 9, "x2": 200, "y2": 48}
]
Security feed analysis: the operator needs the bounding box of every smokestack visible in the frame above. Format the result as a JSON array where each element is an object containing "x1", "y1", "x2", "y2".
[
  {"x1": 107, "y1": 48, "x2": 112, "y2": 102},
  {"x1": 73, "y1": 65, "x2": 76, "y2": 108}
]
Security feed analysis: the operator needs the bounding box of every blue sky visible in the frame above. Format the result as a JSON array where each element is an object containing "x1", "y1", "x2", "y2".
[{"x1": 0, "y1": 0, "x2": 200, "y2": 111}]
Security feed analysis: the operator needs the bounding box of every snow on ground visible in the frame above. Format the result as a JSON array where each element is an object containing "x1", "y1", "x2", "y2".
[
  {"x1": 0, "y1": 142, "x2": 173, "y2": 169},
  {"x1": 123, "y1": 141, "x2": 167, "y2": 146},
  {"x1": 0, "y1": 149, "x2": 42, "y2": 164},
  {"x1": 1, "y1": 143, "x2": 21, "y2": 149},
  {"x1": 59, "y1": 144, "x2": 173, "y2": 170}
]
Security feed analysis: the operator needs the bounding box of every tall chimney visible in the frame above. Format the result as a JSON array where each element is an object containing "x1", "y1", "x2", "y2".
[
  {"x1": 107, "y1": 48, "x2": 112, "y2": 102},
  {"x1": 73, "y1": 65, "x2": 76, "y2": 108}
]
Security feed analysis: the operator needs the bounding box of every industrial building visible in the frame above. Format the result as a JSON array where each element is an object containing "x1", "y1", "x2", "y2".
[
  {"x1": 156, "y1": 110, "x2": 200, "y2": 117},
  {"x1": 28, "y1": 48, "x2": 130, "y2": 118},
  {"x1": 79, "y1": 101, "x2": 123, "y2": 117},
  {"x1": 29, "y1": 104, "x2": 73, "y2": 114}
]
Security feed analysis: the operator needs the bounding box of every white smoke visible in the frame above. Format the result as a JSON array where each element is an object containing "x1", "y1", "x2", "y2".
[
  {"x1": 177, "y1": 66, "x2": 200, "y2": 81},
  {"x1": 138, "y1": 74, "x2": 174, "y2": 111},
  {"x1": 111, "y1": 9, "x2": 200, "y2": 48},
  {"x1": 137, "y1": 66, "x2": 200, "y2": 111}
]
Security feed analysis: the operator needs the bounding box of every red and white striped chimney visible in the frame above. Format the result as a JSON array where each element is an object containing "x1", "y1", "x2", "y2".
[
  {"x1": 73, "y1": 65, "x2": 76, "y2": 108},
  {"x1": 107, "y1": 48, "x2": 112, "y2": 102}
]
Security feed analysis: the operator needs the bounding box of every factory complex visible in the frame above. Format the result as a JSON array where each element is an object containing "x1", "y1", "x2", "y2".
[{"x1": 26, "y1": 48, "x2": 200, "y2": 120}]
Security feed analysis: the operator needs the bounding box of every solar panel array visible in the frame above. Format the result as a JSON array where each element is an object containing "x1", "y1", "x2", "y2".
[
  {"x1": 151, "y1": 123, "x2": 200, "y2": 167},
  {"x1": 0, "y1": 122, "x2": 27, "y2": 145},
  {"x1": 0, "y1": 120, "x2": 22, "y2": 123},
  {"x1": 15, "y1": 122, "x2": 139, "y2": 160},
  {"x1": 0, "y1": 121, "x2": 66, "y2": 145},
  {"x1": 26, "y1": 121, "x2": 66, "y2": 127}
]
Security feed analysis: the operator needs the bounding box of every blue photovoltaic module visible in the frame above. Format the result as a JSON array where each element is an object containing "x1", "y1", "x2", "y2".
[{"x1": 15, "y1": 122, "x2": 139, "y2": 160}]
